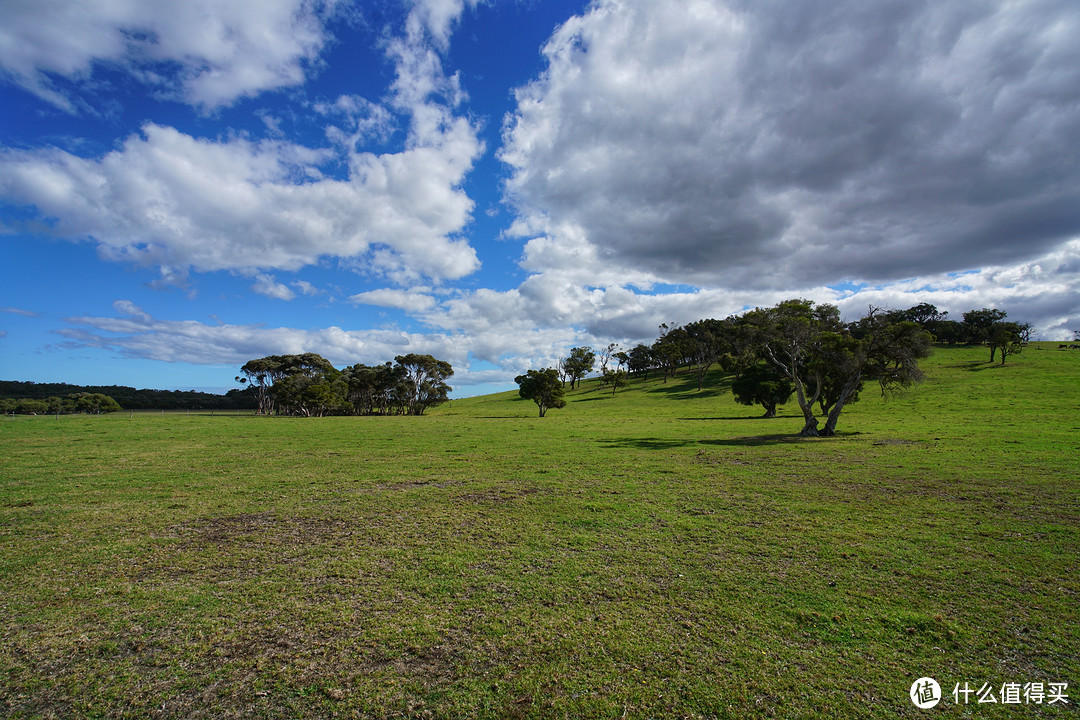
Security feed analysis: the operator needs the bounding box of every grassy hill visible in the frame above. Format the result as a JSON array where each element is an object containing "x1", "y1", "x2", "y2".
[{"x1": 1, "y1": 344, "x2": 1077, "y2": 718}]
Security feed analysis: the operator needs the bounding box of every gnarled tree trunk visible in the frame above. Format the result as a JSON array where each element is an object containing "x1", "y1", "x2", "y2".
[
  {"x1": 793, "y1": 374, "x2": 821, "y2": 436},
  {"x1": 821, "y1": 373, "x2": 862, "y2": 437}
]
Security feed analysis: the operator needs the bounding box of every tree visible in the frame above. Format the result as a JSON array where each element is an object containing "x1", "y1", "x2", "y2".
[
  {"x1": 238, "y1": 355, "x2": 285, "y2": 415},
  {"x1": 627, "y1": 344, "x2": 654, "y2": 380},
  {"x1": 817, "y1": 369, "x2": 862, "y2": 417},
  {"x1": 557, "y1": 358, "x2": 570, "y2": 386},
  {"x1": 12, "y1": 397, "x2": 79, "y2": 415},
  {"x1": 515, "y1": 368, "x2": 566, "y2": 417},
  {"x1": 599, "y1": 368, "x2": 630, "y2": 395},
  {"x1": 684, "y1": 318, "x2": 730, "y2": 391},
  {"x1": 598, "y1": 343, "x2": 621, "y2": 374},
  {"x1": 881, "y1": 303, "x2": 951, "y2": 341},
  {"x1": 272, "y1": 372, "x2": 315, "y2": 416},
  {"x1": 963, "y1": 308, "x2": 1033, "y2": 364},
  {"x1": 342, "y1": 362, "x2": 408, "y2": 415},
  {"x1": 275, "y1": 368, "x2": 348, "y2": 417},
  {"x1": 561, "y1": 346, "x2": 595, "y2": 389},
  {"x1": 932, "y1": 319, "x2": 966, "y2": 345},
  {"x1": 270, "y1": 353, "x2": 339, "y2": 416},
  {"x1": 743, "y1": 299, "x2": 845, "y2": 436},
  {"x1": 803, "y1": 327, "x2": 866, "y2": 436},
  {"x1": 724, "y1": 317, "x2": 759, "y2": 380},
  {"x1": 886, "y1": 303, "x2": 947, "y2": 328},
  {"x1": 238, "y1": 353, "x2": 341, "y2": 416},
  {"x1": 343, "y1": 362, "x2": 389, "y2": 415},
  {"x1": 71, "y1": 392, "x2": 122, "y2": 414},
  {"x1": 745, "y1": 300, "x2": 931, "y2": 436},
  {"x1": 238, "y1": 352, "x2": 454, "y2": 417},
  {"x1": 987, "y1": 321, "x2": 1031, "y2": 366},
  {"x1": 962, "y1": 308, "x2": 1008, "y2": 359},
  {"x1": 651, "y1": 325, "x2": 689, "y2": 382},
  {"x1": 394, "y1": 354, "x2": 453, "y2": 415},
  {"x1": 731, "y1": 362, "x2": 793, "y2": 418},
  {"x1": 305, "y1": 374, "x2": 349, "y2": 417},
  {"x1": 16, "y1": 399, "x2": 48, "y2": 415},
  {"x1": 821, "y1": 311, "x2": 931, "y2": 435}
]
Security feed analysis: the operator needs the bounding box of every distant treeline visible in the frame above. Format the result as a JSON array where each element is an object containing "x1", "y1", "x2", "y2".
[
  {"x1": 0, "y1": 392, "x2": 123, "y2": 415},
  {"x1": 0, "y1": 381, "x2": 257, "y2": 411}
]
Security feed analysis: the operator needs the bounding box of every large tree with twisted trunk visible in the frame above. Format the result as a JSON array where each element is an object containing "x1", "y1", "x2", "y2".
[{"x1": 742, "y1": 300, "x2": 931, "y2": 436}]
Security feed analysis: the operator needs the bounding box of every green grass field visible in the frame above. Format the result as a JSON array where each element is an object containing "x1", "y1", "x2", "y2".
[{"x1": 2, "y1": 344, "x2": 1078, "y2": 718}]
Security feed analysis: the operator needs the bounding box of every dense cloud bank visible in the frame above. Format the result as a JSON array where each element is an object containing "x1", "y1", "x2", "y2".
[{"x1": 501, "y1": 0, "x2": 1080, "y2": 289}]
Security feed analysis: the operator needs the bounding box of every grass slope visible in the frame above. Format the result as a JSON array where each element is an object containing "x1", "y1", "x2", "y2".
[{"x1": 1, "y1": 344, "x2": 1077, "y2": 718}]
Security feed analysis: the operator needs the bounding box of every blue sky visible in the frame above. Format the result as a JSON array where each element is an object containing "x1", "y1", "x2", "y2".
[{"x1": 2, "y1": 0, "x2": 1079, "y2": 396}]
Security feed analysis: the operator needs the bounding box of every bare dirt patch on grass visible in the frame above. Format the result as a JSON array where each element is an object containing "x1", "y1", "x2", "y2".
[{"x1": 169, "y1": 512, "x2": 359, "y2": 551}]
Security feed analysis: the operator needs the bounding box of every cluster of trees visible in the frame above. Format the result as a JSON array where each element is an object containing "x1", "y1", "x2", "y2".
[
  {"x1": 519, "y1": 301, "x2": 1032, "y2": 436},
  {"x1": 0, "y1": 380, "x2": 257, "y2": 410},
  {"x1": 0, "y1": 392, "x2": 122, "y2": 415},
  {"x1": 559, "y1": 344, "x2": 630, "y2": 395},
  {"x1": 237, "y1": 352, "x2": 453, "y2": 417},
  {"x1": 875, "y1": 304, "x2": 1032, "y2": 364}
]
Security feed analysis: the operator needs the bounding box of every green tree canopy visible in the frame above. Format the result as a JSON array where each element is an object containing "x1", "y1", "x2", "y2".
[
  {"x1": 626, "y1": 344, "x2": 655, "y2": 380},
  {"x1": 561, "y1": 346, "x2": 595, "y2": 389},
  {"x1": 71, "y1": 393, "x2": 122, "y2": 414},
  {"x1": 598, "y1": 368, "x2": 630, "y2": 396},
  {"x1": 237, "y1": 352, "x2": 453, "y2": 417},
  {"x1": 395, "y1": 353, "x2": 454, "y2": 415},
  {"x1": 731, "y1": 362, "x2": 794, "y2": 418},
  {"x1": 742, "y1": 300, "x2": 931, "y2": 436},
  {"x1": 515, "y1": 368, "x2": 567, "y2": 417},
  {"x1": 962, "y1": 308, "x2": 1033, "y2": 364},
  {"x1": 684, "y1": 318, "x2": 732, "y2": 391}
]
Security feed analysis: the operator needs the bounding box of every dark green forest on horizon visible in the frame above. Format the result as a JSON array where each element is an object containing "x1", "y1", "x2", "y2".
[{"x1": 0, "y1": 381, "x2": 256, "y2": 413}]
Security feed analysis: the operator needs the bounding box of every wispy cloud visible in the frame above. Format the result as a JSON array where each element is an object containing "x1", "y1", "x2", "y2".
[{"x1": 1, "y1": 307, "x2": 41, "y2": 317}]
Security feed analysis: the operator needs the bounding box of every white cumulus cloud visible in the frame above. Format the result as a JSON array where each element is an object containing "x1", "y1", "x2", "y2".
[
  {"x1": 0, "y1": 0, "x2": 486, "y2": 288},
  {"x1": 252, "y1": 274, "x2": 297, "y2": 301},
  {"x1": 0, "y1": 0, "x2": 344, "y2": 111},
  {"x1": 350, "y1": 288, "x2": 437, "y2": 312},
  {"x1": 0, "y1": 122, "x2": 480, "y2": 282}
]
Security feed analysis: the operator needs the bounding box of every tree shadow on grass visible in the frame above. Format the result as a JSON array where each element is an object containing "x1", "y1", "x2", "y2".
[
  {"x1": 679, "y1": 416, "x2": 782, "y2": 421},
  {"x1": 707, "y1": 431, "x2": 862, "y2": 446},
  {"x1": 644, "y1": 385, "x2": 726, "y2": 400},
  {"x1": 599, "y1": 437, "x2": 699, "y2": 450},
  {"x1": 599, "y1": 431, "x2": 861, "y2": 449},
  {"x1": 705, "y1": 434, "x2": 815, "y2": 447}
]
